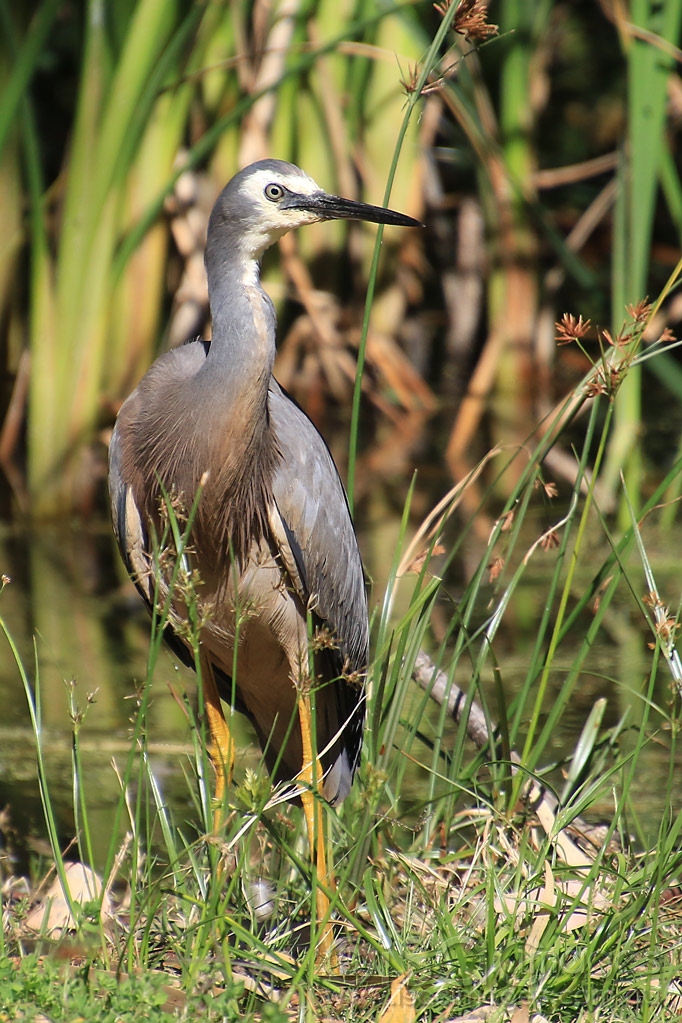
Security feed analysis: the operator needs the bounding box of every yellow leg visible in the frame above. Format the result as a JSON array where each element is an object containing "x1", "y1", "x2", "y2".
[
  {"x1": 200, "y1": 654, "x2": 234, "y2": 833},
  {"x1": 297, "y1": 693, "x2": 337, "y2": 968}
]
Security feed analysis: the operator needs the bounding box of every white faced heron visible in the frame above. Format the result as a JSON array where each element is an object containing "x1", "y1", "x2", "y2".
[{"x1": 108, "y1": 159, "x2": 419, "y2": 953}]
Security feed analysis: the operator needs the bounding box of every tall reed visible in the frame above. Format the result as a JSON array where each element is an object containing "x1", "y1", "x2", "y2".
[{"x1": 1, "y1": 0, "x2": 425, "y2": 516}]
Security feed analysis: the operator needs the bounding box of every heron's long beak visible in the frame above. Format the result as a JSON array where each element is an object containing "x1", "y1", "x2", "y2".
[{"x1": 289, "y1": 191, "x2": 421, "y2": 228}]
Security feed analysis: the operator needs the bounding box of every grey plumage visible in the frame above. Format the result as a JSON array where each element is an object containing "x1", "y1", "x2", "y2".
[{"x1": 108, "y1": 159, "x2": 419, "y2": 804}]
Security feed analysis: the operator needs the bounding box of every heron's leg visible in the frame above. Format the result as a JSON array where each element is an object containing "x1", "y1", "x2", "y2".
[
  {"x1": 200, "y1": 653, "x2": 234, "y2": 832},
  {"x1": 297, "y1": 692, "x2": 336, "y2": 966}
]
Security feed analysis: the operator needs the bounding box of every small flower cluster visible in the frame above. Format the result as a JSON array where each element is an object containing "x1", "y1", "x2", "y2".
[
  {"x1": 403, "y1": 0, "x2": 497, "y2": 96},
  {"x1": 556, "y1": 302, "x2": 676, "y2": 401},
  {"x1": 487, "y1": 478, "x2": 560, "y2": 582},
  {"x1": 555, "y1": 313, "x2": 591, "y2": 346},
  {"x1": 643, "y1": 590, "x2": 680, "y2": 647},
  {"x1": 434, "y1": 0, "x2": 499, "y2": 42}
]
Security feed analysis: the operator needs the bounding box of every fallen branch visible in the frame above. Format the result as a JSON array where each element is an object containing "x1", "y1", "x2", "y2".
[{"x1": 411, "y1": 649, "x2": 609, "y2": 863}]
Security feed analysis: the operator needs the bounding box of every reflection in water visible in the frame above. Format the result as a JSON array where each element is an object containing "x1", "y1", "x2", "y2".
[
  {"x1": 0, "y1": 520, "x2": 258, "y2": 869},
  {"x1": 0, "y1": 517, "x2": 680, "y2": 868},
  {"x1": 0, "y1": 520, "x2": 186, "y2": 734}
]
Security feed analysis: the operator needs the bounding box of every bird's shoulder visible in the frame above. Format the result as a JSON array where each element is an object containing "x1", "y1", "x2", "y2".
[
  {"x1": 136, "y1": 339, "x2": 209, "y2": 398},
  {"x1": 112, "y1": 340, "x2": 209, "y2": 440},
  {"x1": 109, "y1": 341, "x2": 210, "y2": 538}
]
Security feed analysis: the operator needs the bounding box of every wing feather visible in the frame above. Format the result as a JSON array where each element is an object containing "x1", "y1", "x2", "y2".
[
  {"x1": 267, "y1": 382, "x2": 368, "y2": 794},
  {"x1": 268, "y1": 381, "x2": 369, "y2": 674}
]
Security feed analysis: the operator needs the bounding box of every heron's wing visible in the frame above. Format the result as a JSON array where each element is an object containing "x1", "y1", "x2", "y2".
[
  {"x1": 267, "y1": 380, "x2": 369, "y2": 675},
  {"x1": 108, "y1": 417, "x2": 149, "y2": 587},
  {"x1": 109, "y1": 418, "x2": 201, "y2": 674},
  {"x1": 107, "y1": 342, "x2": 204, "y2": 608},
  {"x1": 267, "y1": 381, "x2": 368, "y2": 799}
]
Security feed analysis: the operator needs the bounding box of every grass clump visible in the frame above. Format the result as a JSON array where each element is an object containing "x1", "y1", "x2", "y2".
[
  {"x1": 2, "y1": 297, "x2": 682, "y2": 1021},
  {"x1": 0, "y1": 951, "x2": 256, "y2": 1021}
]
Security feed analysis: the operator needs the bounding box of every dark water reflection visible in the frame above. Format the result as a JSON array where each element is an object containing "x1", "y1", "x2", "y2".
[
  {"x1": 0, "y1": 520, "x2": 259, "y2": 869},
  {"x1": 0, "y1": 515, "x2": 680, "y2": 870}
]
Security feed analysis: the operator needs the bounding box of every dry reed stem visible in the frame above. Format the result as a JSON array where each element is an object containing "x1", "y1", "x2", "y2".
[
  {"x1": 397, "y1": 447, "x2": 501, "y2": 579},
  {"x1": 238, "y1": 0, "x2": 300, "y2": 167}
]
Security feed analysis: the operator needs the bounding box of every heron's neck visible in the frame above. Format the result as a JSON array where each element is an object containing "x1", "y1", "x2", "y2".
[
  {"x1": 189, "y1": 246, "x2": 279, "y2": 561},
  {"x1": 203, "y1": 249, "x2": 276, "y2": 406}
]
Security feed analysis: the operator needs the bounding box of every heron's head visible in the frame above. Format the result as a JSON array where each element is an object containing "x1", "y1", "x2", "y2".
[{"x1": 208, "y1": 159, "x2": 420, "y2": 261}]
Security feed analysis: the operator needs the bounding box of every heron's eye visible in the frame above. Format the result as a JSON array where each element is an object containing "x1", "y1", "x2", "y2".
[{"x1": 264, "y1": 183, "x2": 285, "y2": 202}]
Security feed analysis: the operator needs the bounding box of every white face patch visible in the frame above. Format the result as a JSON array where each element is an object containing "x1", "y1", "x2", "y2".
[{"x1": 236, "y1": 168, "x2": 326, "y2": 257}]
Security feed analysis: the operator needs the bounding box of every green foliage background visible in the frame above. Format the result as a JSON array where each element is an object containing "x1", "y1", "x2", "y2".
[
  {"x1": 3, "y1": 4, "x2": 682, "y2": 1020},
  {"x1": 1, "y1": 0, "x2": 682, "y2": 521}
]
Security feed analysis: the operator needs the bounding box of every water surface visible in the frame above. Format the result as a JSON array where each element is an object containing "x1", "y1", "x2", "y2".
[{"x1": 0, "y1": 512, "x2": 679, "y2": 871}]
